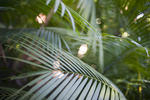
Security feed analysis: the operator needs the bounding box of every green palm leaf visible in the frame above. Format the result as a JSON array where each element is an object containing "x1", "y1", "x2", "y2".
[
  {"x1": 46, "y1": 0, "x2": 76, "y2": 31},
  {"x1": 2, "y1": 33, "x2": 126, "y2": 100},
  {"x1": 0, "y1": 28, "x2": 72, "y2": 52},
  {"x1": 0, "y1": 87, "x2": 26, "y2": 100}
]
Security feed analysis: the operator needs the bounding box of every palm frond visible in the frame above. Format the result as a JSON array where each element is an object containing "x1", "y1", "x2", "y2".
[
  {"x1": 0, "y1": 0, "x2": 75, "y2": 31},
  {"x1": 0, "y1": 28, "x2": 73, "y2": 52},
  {"x1": 0, "y1": 87, "x2": 26, "y2": 100},
  {"x1": 103, "y1": 0, "x2": 150, "y2": 47},
  {"x1": 46, "y1": 0, "x2": 76, "y2": 31},
  {"x1": 2, "y1": 33, "x2": 126, "y2": 100},
  {"x1": 77, "y1": 0, "x2": 97, "y2": 26},
  {"x1": 0, "y1": 0, "x2": 105, "y2": 71}
]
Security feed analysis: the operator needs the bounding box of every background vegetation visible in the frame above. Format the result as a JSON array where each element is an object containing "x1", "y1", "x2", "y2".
[{"x1": 0, "y1": 0, "x2": 150, "y2": 100}]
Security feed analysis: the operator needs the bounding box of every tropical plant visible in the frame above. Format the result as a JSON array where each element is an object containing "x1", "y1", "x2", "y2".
[{"x1": 0, "y1": 0, "x2": 150, "y2": 100}]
